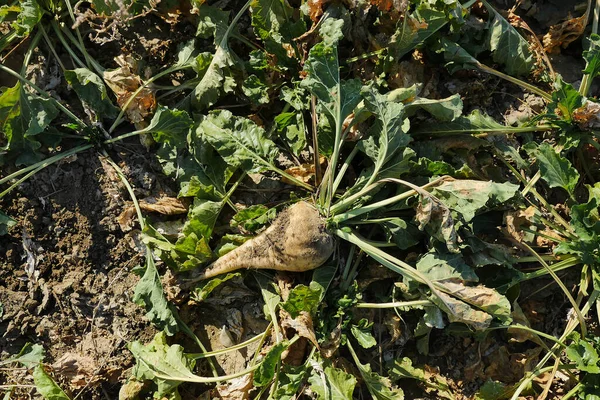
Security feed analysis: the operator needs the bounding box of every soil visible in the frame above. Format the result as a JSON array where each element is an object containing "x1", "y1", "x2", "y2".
[{"x1": 0, "y1": 1, "x2": 593, "y2": 399}]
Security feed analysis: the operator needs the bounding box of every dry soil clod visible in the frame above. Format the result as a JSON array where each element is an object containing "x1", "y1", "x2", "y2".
[{"x1": 195, "y1": 201, "x2": 334, "y2": 280}]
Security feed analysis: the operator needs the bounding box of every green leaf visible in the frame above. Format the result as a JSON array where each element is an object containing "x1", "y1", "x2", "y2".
[
  {"x1": 254, "y1": 341, "x2": 288, "y2": 387},
  {"x1": 33, "y1": 365, "x2": 70, "y2": 400},
  {"x1": 526, "y1": 142, "x2": 580, "y2": 197},
  {"x1": 0, "y1": 83, "x2": 60, "y2": 165},
  {"x1": 381, "y1": 218, "x2": 420, "y2": 250},
  {"x1": 275, "y1": 111, "x2": 307, "y2": 157},
  {"x1": 142, "y1": 106, "x2": 193, "y2": 148},
  {"x1": 6, "y1": 0, "x2": 43, "y2": 37},
  {"x1": 281, "y1": 84, "x2": 310, "y2": 110},
  {"x1": 129, "y1": 332, "x2": 196, "y2": 398},
  {"x1": 281, "y1": 284, "x2": 322, "y2": 318},
  {"x1": 192, "y1": 5, "x2": 238, "y2": 109},
  {"x1": 482, "y1": 0, "x2": 534, "y2": 76},
  {"x1": 308, "y1": 363, "x2": 357, "y2": 400},
  {"x1": 583, "y1": 34, "x2": 600, "y2": 80},
  {"x1": 301, "y1": 18, "x2": 362, "y2": 159},
  {"x1": 415, "y1": 109, "x2": 506, "y2": 135},
  {"x1": 232, "y1": 204, "x2": 275, "y2": 232},
  {"x1": 416, "y1": 251, "x2": 478, "y2": 282},
  {"x1": 404, "y1": 94, "x2": 463, "y2": 122},
  {"x1": 566, "y1": 333, "x2": 600, "y2": 373},
  {"x1": 3, "y1": 343, "x2": 45, "y2": 368},
  {"x1": 350, "y1": 319, "x2": 377, "y2": 349},
  {"x1": 358, "y1": 87, "x2": 411, "y2": 184},
  {"x1": 172, "y1": 198, "x2": 223, "y2": 271},
  {"x1": 439, "y1": 38, "x2": 480, "y2": 74},
  {"x1": 352, "y1": 356, "x2": 404, "y2": 400},
  {"x1": 388, "y1": 5, "x2": 448, "y2": 61},
  {"x1": 132, "y1": 248, "x2": 179, "y2": 335},
  {"x1": 242, "y1": 74, "x2": 270, "y2": 105},
  {"x1": 431, "y1": 180, "x2": 520, "y2": 222},
  {"x1": 474, "y1": 380, "x2": 509, "y2": 400},
  {"x1": 548, "y1": 77, "x2": 584, "y2": 123},
  {"x1": 200, "y1": 110, "x2": 280, "y2": 174},
  {"x1": 191, "y1": 273, "x2": 241, "y2": 302},
  {"x1": 64, "y1": 68, "x2": 119, "y2": 120},
  {"x1": 274, "y1": 364, "x2": 308, "y2": 400},
  {"x1": 256, "y1": 275, "x2": 281, "y2": 323},
  {"x1": 0, "y1": 210, "x2": 16, "y2": 235},
  {"x1": 250, "y1": 0, "x2": 305, "y2": 69},
  {"x1": 390, "y1": 358, "x2": 454, "y2": 400}
]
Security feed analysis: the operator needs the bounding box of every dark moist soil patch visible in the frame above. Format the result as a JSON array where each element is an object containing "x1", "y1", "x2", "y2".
[{"x1": 0, "y1": 150, "x2": 157, "y2": 399}]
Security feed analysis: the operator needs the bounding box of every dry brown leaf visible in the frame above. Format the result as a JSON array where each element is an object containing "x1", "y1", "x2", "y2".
[
  {"x1": 573, "y1": 101, "x2": 600, "y2": 129},
  {"x1": 543, "y1": 14, "x2": 587, "y2": 54},
  {"x1": 504, "y1": 206, "x2": 536, "y2": 243},
  {"x1": 118, "y1": 196, "x2": 188, "y2": 232},
  {"x1": 282, "y1": 157, "x2": 326, "y2": 186},
  {"x1": 215, "y1": 374, "x2": 253, "y2": 400},
  {"x1": 103, "y1": 55, "x2": 156, "y2": 125},
  {"x1": 281, "y1": 311, "x2": 320, "y2": 349},
  {"x1": 508, "y1": 301, "x2": 537, "y2": 344},
  {"x1": 52, "y1": 352, "x2": 99, "y2": 389},
  {"x1": 307, "y1": 0, "x2": 327, "y2": 22}
]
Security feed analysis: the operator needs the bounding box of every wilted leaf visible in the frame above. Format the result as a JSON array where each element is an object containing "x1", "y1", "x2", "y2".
[
  {"x1": 103, "y1": 55, "x2": 156, "y2": 124},
  {"x1": 381, "y1": 218, "x2": 420, "y2": 250},
  {"x1": 433, "y1": 280, "x2": 512, "y2": 329},
  {"x1": 281, "y1": 311, "x2": 319, "y2": 348},
  {"x1": 388, "y1": 5, "x2": 448, "y2": 61},
  {"x1": 416, "y1": 195, "x2": 459, "y2": 252},
  {"x1": 52, "y1": 352, "x2": 98, "y2": 389},
  {"x1": 132, "y1": 248, "x2": 179, "y2": 335}
]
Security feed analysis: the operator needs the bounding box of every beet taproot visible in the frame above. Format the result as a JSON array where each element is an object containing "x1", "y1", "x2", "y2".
[{"x1": 195, "y1": 201, "x2": 334, "y2": 280}]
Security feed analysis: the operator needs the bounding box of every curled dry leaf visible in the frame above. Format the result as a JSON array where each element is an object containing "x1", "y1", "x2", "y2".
[
  {"x1": 504, "y1": 206, "x2": 536, "y2": 243},
  {"x1": 103, "y1": 55, "x2": 156, "y2": 125},
  {"x1": 281, "y1": 310, "x2": 320, "y2": 349},
  {"x1": 118, "y1": 196, "x2": 188, "y2": 232},
  {"x1": 543, "y1": 14, "x2": 587, "y2": 54},
  {"x1": 282, "y1": 157, "x2": 326, "y2": 186},
  {"x1": 573, "y1": 101, "x2": 600, "y2": 129},
  {"x1": 216, "y1": 374, "x2": 254, "y2": 400},
  {"x1": 307, "y1": 0, "x2": 327, "y2": 22}
]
